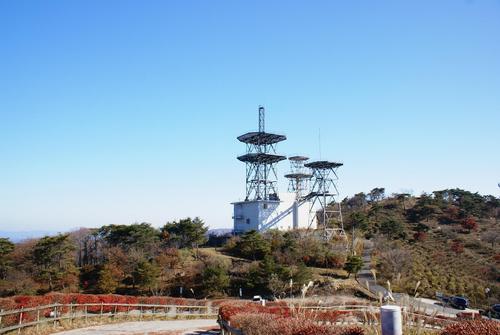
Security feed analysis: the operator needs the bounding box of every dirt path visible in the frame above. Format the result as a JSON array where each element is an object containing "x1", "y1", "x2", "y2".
[{"x1": 54, "y1": 320, "x2": 219, "y2": 335}]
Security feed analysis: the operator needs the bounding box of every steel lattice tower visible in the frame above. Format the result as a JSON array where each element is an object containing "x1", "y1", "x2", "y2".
[
  {"x1": 304, "y1": 161, "x2": 345, "y2": 239},
  {"x1": 237, "y1": 106, "x2": 286, "y2": 201},
  {"x1": 285, "y1": 156, "x2": 312, "y2": 201}
]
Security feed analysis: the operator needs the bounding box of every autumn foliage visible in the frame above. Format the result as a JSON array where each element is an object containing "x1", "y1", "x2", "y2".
[
  {"x1": 219, "y1": 302, "x2": 365, "y2": 335},
  {"x1": 440, "y1": 319, "x2": 500, "y2": 335},
  {"x1": 230, "y1": 312, "x2": 364, "y2": 335}
]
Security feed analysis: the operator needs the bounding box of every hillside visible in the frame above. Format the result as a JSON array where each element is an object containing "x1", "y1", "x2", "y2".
[
  {"x1": 0, "y1": 188, "x2": 497, "y2": 310},
  {"x1": 341, "y1": 188, "x2": 499, "y2": 307}
]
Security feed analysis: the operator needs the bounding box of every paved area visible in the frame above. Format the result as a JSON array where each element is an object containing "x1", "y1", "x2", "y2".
[{"x1": 54, "y1": 320, "x2": 219, "y2": 335}]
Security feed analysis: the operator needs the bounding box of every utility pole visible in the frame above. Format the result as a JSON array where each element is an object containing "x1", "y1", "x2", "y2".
[{"x1": 352, "y1": 223, "x2": 355, "y2": 255}]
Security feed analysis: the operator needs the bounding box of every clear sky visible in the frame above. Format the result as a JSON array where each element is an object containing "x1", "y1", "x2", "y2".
[{"x1": 1, "y1": 1, "x2": 499, "y2": 232}]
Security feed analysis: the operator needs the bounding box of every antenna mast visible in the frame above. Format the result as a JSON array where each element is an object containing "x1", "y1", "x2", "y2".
[
  {"x1": 237, "y1": 106, "x2": 286, "y2": 201},
  {"x1": 259, "y1": 106, "x2": 265, "y2": 133}
]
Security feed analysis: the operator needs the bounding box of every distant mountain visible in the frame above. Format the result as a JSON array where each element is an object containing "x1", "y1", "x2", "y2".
[
  {"x1": 207, "y1": 228, "x2": 233, "y2": 236},
  {"x1": 0, "y1": 230, "x2": 58, "y2": 242}
]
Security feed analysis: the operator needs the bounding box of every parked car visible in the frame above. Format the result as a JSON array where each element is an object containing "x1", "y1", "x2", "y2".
[
  {"x1": 480, "y1": 304, "x2": 500, "y2": 319},
  {"x1": 252, "y1": 295, "x2": 264, "y2": 302},
  {"x1": 449, "y1": 296, "x2": 469, "y2": 310},
  {"x1": 435, "y1": 292, "x2": 450, "y2": 304}
]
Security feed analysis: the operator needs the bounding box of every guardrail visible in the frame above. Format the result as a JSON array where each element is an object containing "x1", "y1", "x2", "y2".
[{"x1": 0, "y1": 303, "x2": 217, "y2": 334}]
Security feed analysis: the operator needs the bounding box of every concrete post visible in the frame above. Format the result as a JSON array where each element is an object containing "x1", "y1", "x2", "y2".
[{"x1": 381, "y1": 305, "x2": 402, "y2": 335}]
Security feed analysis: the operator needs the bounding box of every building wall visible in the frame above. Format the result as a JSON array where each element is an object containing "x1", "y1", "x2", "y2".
[{"x1": 232, "y1": 193, "x2": 317, "y2": 233}]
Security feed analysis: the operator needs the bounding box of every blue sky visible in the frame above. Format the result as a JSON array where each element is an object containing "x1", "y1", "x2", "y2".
[{"x1": 1, "y1": 1, "x2": 499, "y2": 232}]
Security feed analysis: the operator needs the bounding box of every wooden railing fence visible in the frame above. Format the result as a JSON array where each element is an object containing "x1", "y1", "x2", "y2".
[{"x1": 0, "y1": 303, "x2": 217, "y2": 334}]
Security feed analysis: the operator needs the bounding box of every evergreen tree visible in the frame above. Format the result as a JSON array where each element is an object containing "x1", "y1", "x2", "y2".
[
  {"x1": 32, "y1": 234, "x2": 78, "y2": 291},
  {"x1": 161, "y1": 217, "x2": 208, "y2": 249},
  {"x1": 202, "y1": 264, "x2": 230, "y2": 296},
  {"x1": 344, "y1": 255, "x2": 363, "y2": 278},
  {"x1": 0, "y1": 238, "x2": 14, "y2": 280}
]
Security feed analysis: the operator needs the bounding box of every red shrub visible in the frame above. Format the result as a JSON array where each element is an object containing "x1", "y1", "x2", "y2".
[
  {"x1": 461, "y1": 217, "x2": 477, "y2": 232},
  {"x1": 440, "y1": 319, "x2": 500, "y2": 335},
  {"x1": 231, "y1": 313, "x2": 364, "y2": 335},
  {"x1": 219, "y1": 302, "x2": 290, "y2": 321},
  {"x1": 413, "y1": 231, "x2": 427, "y2": 241},
  {"x1": 0, "y1": 298, "x2": 17, "y2": 327},
  {"x1": 450, "y1": 241, "x2": 464, "y2": 254},
  {"x1": 494, "y1": 253, "x2": 500, "y2": 264}
]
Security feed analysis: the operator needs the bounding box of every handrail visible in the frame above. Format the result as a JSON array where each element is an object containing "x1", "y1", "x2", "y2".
[
  {"x1": 0, "y1": 303, "x2": 210, "y2": 316},
  {"x1": 0, "y1": 302, "x2": 218, "y2": 334}
]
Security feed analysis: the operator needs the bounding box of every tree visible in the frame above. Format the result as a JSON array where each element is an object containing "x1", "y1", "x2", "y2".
[
  {"x1": 32, "y1": 234, "x2": 78, "y2": 291},
  {"x1": 407, "y1": 194, "x2": 440, "y2": 223},
  {"x1": 291, "y1": 263, "x2": 312, "y2": 287},
  {"x1": 380, "y1": 219, "x2": 406, "y2": 240},
  {"x1": 345, "y1": 192, "x2": 368, "y2": 210},
  {"x1": 161, "y1": 217, "x2": 208, "y2": 249},
  {"x1": 98, "y1": 223, "x2": 160, "y2": 256},
  {"x1": 133, "y1": 260, "x2": 161, "y2": 293},
  {"x1": 378, "y1": 248, "x2": 412, "y2": 279},
  {"x1": 268, "y1": 273, "x2": 288, "y2": 298},
  {"x1": 202, "y1": 264, "x2": 230, "y2": 296},
  {"x1": 395, "y1": 193, "x2": 411, "y2": 211},
  {"x1": 235, "y1": 231, "x2": 271, "y2": 260},
  {"x1": 368, "y1": 188, "x2": 385, "y2": 203},
  {"x1": 481, "y1": 231, "x2": 499, "y2": 248},
  {"x1": 461, "y1": 217, "x2": 478, "y2": 233},
  {"x1": 347, "y1": 212, "x2": 369, "y2": 232},
  {"x1": 97, "y1": 263, "x2": 122, "y2": 293},
  {"x1": 0, "y1": 238, "x2": 15, "y2": 280},
  {"x1": 344, "y1": 255, "x2": 363, "y2": 278}
]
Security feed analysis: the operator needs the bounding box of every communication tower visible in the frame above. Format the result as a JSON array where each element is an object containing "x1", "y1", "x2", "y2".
[
  {"x1": 237, "y1": 106, "x2": 286, "y2": 201},
  {"x1": 285, "y1": 156, "x2": 312, "y2": 201},
  {"x1": 305, "y1": 161, "x2": 345, "y2": 239},
  {"x1": 233, "y1": 107, "x2": 289, "y2": 233},
  {"x1": 284, "y1": 156, "x2": 313, "y2": 229}
]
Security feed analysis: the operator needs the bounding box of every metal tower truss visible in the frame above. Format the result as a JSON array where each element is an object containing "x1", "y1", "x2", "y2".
[
  {"x1": 237, "y1": 107, "x2": 286, "y2": 201},
  {"x1": 285, "y1": 156, "x2": 312, "y2": 201},
  {"x1": 304, "y1": 161, "x2": 345, "y2": 239}
]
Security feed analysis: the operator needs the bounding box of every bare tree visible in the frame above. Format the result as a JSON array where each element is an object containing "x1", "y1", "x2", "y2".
[
  {"x1": 378, "y1": 248, "x2": 412, "y2": 280},
  {"x1": 481, "y1": 231, "x2": 499, "y2": 248}
]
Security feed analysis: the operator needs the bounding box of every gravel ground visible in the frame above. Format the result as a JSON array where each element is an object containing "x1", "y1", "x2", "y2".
[{"x1": 53, "y1": 320, "x2": 219, "y2": 335}]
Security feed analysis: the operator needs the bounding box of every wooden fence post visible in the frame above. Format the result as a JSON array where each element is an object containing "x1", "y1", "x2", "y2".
[
  {"x1": 84, "y1": 305, "x2": 88, "y2": 324},
  {"x1": 17, "y1": 306, "x2": 23, "y2": 334},
  {"x1": 100, "y1": 302, "x2": 104, "y2": 320},
  {"x1": 0, "y1": 308, "x2": 3, "y2": 328},
  {"x1": 70, "y1": 303, "x2": 73, "y2": 326},
  {"x1": 53, "y1": 306, "x2": 57, "y2": 329},
  {"x1": 36, "y1": 309, "x2": 40, "y2": 333}
]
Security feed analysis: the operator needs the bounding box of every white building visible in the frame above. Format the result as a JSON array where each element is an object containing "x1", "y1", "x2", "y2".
[{"x1": 232, "y1": 193, "x2": 316, "y2": 233}]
